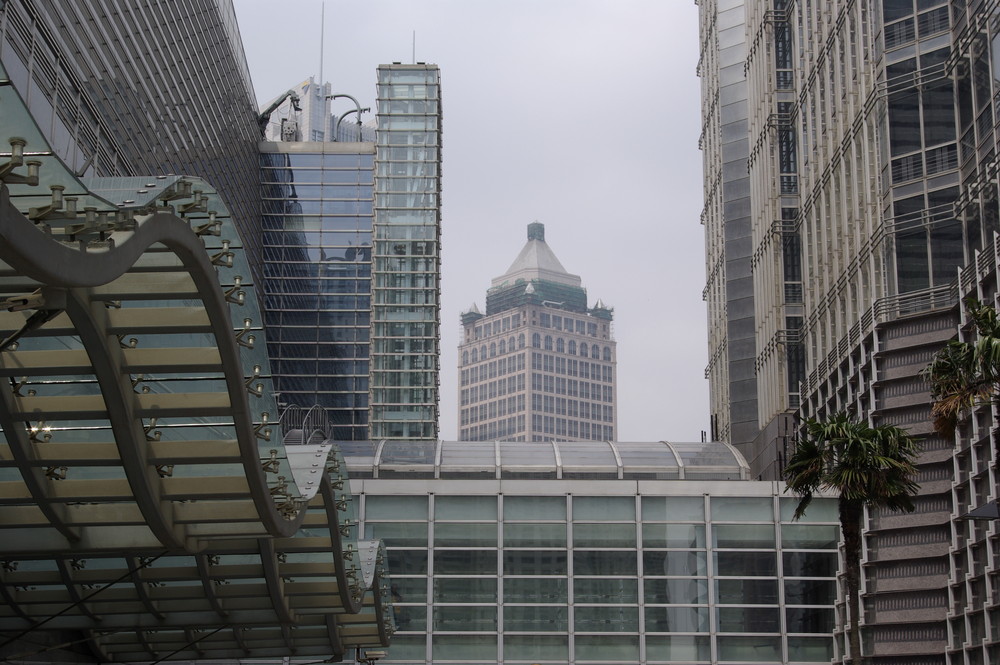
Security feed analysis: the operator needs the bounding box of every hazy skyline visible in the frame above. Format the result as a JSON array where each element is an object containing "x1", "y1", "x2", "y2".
[{"x1": 234, "y1": 0, "x2": 707, "y2": 441}]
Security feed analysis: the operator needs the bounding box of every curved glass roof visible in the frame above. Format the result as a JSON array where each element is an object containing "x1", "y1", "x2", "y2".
[{"x1": 340, "y1": 440, "x2": 748, "y2": 480}]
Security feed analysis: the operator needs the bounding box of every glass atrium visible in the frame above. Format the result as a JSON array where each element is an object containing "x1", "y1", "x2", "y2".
[{"x1": 344, "y1": 441, "x2": 838, "y2": 665}]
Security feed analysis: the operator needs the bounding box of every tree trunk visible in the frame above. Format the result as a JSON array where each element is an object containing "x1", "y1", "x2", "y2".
[{"x1": 840, "y1": 499, "x2": 864, "y2": 665}]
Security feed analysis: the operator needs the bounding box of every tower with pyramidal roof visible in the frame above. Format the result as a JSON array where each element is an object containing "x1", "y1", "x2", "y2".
[{"x1": 458, "y1": 223, "x2": 616, "y2": 441}]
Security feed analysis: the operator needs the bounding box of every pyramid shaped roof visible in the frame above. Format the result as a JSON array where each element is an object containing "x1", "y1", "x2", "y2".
[{"x1": 491, "y1": 222, "x2": 582, "y2": 288}]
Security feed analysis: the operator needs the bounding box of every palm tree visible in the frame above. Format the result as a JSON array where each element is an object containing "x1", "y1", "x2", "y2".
[
  {"x1": 784, "y1": 413, "x2": 919, "y2": 665},
  {"x1": 924, "y1": 297, "x2": 1000, "y2": 435}
]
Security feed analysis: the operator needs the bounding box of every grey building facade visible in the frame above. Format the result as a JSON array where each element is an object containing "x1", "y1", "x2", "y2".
[
  {"x1": 699, "y1": 1, "x2": 1000, "y2": 664},
  {"x1": 459, "y1": 223, "x2": 616, "y2": 442}
]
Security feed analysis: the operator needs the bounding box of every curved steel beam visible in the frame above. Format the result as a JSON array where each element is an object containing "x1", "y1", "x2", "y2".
[
  {"x1": 0, "y1": 377, "x2": 79, "y2": 545},
  {"x1": 63, "y1": 288, "x2": 185, "y2": 551},
  {"x1": 0, "y1": 189, "x2": 305, "y2": 541}
]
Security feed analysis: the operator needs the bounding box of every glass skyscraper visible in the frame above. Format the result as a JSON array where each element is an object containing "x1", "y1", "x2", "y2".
[
  {"x1": 370, "y1": 64, "x2": 442, "y2": 441},
  {"x1": 261, "y1": 142, "x2": 375, "y2": 440},
  {"x1": 260, "y1": 64, "x2": 442, "y2": 441}
]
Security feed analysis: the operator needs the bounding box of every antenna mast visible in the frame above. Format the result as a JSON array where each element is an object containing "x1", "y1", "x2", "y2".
[{"x1": 319, "y1": 2, "x2": 326, "y2": 85}]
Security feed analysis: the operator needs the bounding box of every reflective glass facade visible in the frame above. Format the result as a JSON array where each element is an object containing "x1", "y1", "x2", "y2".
[
  {"x1": 261, "y1": 142, "x2": 375, "y2": 440},
  {"x1": 346, "y1": 443, "x2": 836, "y2": 665},
  {"x1": 0, "y1": 0, "x2": 264, "y2": 285},
  {"x1": 370, "y1": 64, "x2": 442, "y2": 440}
]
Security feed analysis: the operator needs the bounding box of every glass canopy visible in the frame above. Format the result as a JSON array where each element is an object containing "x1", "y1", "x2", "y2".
[{"x1": 344, "y1": 440, "x2": 748, "y2": 480}]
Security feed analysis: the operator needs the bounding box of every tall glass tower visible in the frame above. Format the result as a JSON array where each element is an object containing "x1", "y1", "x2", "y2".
[
  {"x1": 369, "y1": 64, "x2": 442, "y2": 441},
  {"x1": 259, "y1": 65, "x2": 442, "y2": 442}
]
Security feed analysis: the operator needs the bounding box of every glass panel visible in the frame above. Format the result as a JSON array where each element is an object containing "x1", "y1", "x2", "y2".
[
  {"x1": 784, "y1": 579, "x2": 836, "y2": 605},
  {"x1": 432, "y1": 606, "x2": 496, "y2": 631},
  {"x1": 645, "y1": 635, "x2": 711, "y2": 660},
  {"x1": 504, "y1": 495, "x2": 566, "y2": 520},
  {"x1": 434, "y1": 577, "x2": 496, "y2": 603},
  {"x1": 574, "y1": 551, "x2": 637, "y2": 576},
  {"x1": 641, "y1": 496, "x2": 705, "y2": 521},
  {"x1": 644, "y1": 550, "x2": 707, "y2": 576},
  {"x1": 574, "y1": 635, "x2": 639, "y2": 660},
  {"x1": 574, "y1": 578, "x2": 638, "y2": 603},
  {"x1": 434, "y1": 522, "x2": 497, "y2": 547},
  {"x1": 573, "y1": 495, "x2": 635, "y2": 520},
  {"x1": 644, "y1": 606, "x2": 710, "y2": 632},
  {"x1": 366, "y1": 495, "x2": 427, "y2": 519},
  {"x1": 386, "y1": 550, "x2": 427, "y2": 575},
  {"x1": 644, "y1": 578, "x2": 709, "y2": 604},
  {"x1": 385, "y1": 634, "x2": 425, "y2": 660},
  {"x1": 717, "y1": 636, "x2": 782, "y2": 661},
  {"x1": 393, "y1": 606, "x2": 426, "y2": 631},
  {"x1": 575, "y1": 605, "x2": 639, "y2": 632},
  {"x1": 713, "y1": 524, "x2": 776, "y2": 548},
  {"x1": 391, "y1": 577, "x2": 427, "y2": 603},
  {"x1": 718, "y1": 607, "x2": 781, "y2": 632},
  {"x1": 716, "y1": 578, "x2": 779, "y2": 604},
  {"x1": 431, "y1": 634, "x2": 497, "y2": 660},
  {"x1": 435, "y1": 549, "x2": 497, "y2": 575},
  {"x1": 504, "y1": 551, "x2": 568, "y2": 575},
  {"x1": 715, "y1": 551, "x2": 777, "y2": 576},
  {"x1": 504, "y1": 522, "x2": 567, "y2": 547},
  {"x1": 711, "y1": 496, "x2": 773, "y2": 521},
  {"x1": 781, "y1": 524, "x2": 839, "y2": 548},
  {"x1": 786, "y1": 607, "x2": 836, "y2": 633},
  {"x1": 783, "y1": 551, "x2": 837, "y2": 577},
  {"x1": 642, "y1": 523, "x2": 706, "y2": 548},
  {"x1": 787, "y1": 636, "x2": 834, "y2": 661},
  {"x1": 434, "y1": 495, "x2": 497, "y2": 520},
  {"x1": 573, "y1": 523, "x2": 637, "y2": 547},
  {"x1": 364, "y1": 522, "x2": 427, "y2": 546},
  {"x1": 503, "y1": 577, "x2": 567, "y2": 603},
  {"x1": 503, "y1": 605, "x2": 568, "y2": 631},
  {"x1": 503, "y1": 635, "x2": 568, "y2": 660}
]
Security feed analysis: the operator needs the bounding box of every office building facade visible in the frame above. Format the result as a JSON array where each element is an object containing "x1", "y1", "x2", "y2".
[
  {"x1": 458, "y1": 223, "x2": 616, "y2": 441},
  {"x1": 342, "y1": 439, "x2": 838, "y2": 665},
  {"x1": 260, "y1": 64, "x2": 441, "y2": 441},
  {"x1": 700, "y1": 1, "x2": 1000, "y2": 664}
]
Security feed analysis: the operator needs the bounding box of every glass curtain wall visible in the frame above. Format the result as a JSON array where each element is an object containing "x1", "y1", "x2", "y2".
[
  {"x1": 357, "y1": 483, "x2": 838, "y2": 665},
  {"x1": 261, "y1": 145, "x2": 375, "y2": 440},
  {"x1": 370, "y1": 64, "x2": 442, "y2": 440}
]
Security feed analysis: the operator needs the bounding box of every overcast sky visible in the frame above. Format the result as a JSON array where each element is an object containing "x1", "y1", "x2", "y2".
[{"x1": 234, "y1": 0, "x2": 708, "y2": 442}]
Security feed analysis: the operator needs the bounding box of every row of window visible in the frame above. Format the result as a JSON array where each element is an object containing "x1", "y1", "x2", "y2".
[
  {"x1": 381, "y1": 549, "x2": 833, "y2": 579},
  {"x1": 392, "y1": 605, "x2": 833, "y2": 634},
  {"x1": 460, "y1": 355, "x2": 525, "y2": 385},
  {"x1": 469, "y1": 313, "x2": 522, "y2": 340},
  {"x1": 386, "y1": 576, "x2": 836, "y2": 606},
  {"x1": 461, "y1": 396, "x2": 526, "y2": 424},
  {"x1": 460, "y1": 415, "x2": 526, "y2": 441},
  {"x1": 531, "y1": 394, "x2": 614, "y2": 417},
  {"x1": 531, "y1": 356, "x2": 614, "y2": 383},
  {"x1": 385, "y1": 633, "x2": 832, "y2": 663},
  {"x1": 538, "y1": 312, "x2": 599, "y2": 336},
  {"x1": 532, "y1": 412, "x2": 613, "y2": 436},
  {"x1": 461, "y1": 381, "x2": 527, "y2": 406},
  {"x1": 360, "y1": 495, "x2": 838, "y2": 524},
  {"x1": 531, "y1": 368, "x2": 614, "y2": 396},
  {"x1": 527, "y1": 423, "x2": 613, "y2": 442}
]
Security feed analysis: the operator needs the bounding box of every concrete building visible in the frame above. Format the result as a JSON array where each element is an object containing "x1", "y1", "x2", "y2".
[
  {"x1": 458, "y1": 223, "x2": 616, "y2": 442},
  {"x1": 0, "y1": 1, "x2": 392, "y2": 658},
  {"x1": 699, "y1": 1, "x2": 1000, "y2": 664},
  {"x1": 341, "y1": 439, "x2": 839, "y2": 665}
]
